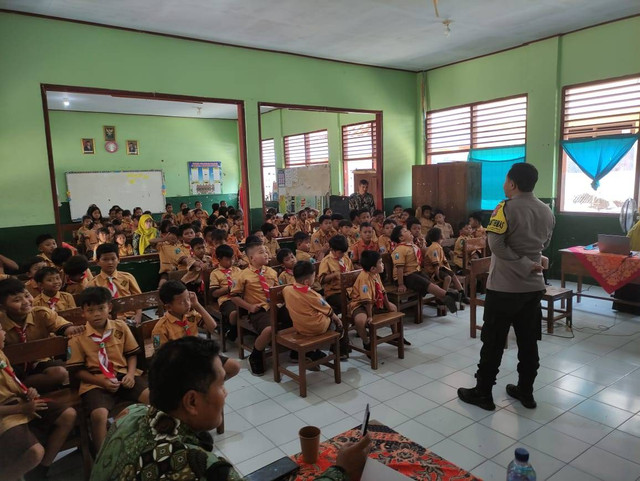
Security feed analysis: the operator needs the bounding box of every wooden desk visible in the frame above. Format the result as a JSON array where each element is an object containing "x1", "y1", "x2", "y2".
[{"x1": 560, "y1": 248, "x2": 640, "y2": 307}]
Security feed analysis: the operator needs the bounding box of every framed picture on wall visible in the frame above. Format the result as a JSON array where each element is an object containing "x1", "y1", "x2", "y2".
[
  {"x1": 126, "y1": 140, "x2": 139, "y2": 155},
  {"x1": 103, "y1": 125, "x2": 116, "y2": 141},
  {"x1": 82, "y1": 138, "x2": 95, "y2": 154}
]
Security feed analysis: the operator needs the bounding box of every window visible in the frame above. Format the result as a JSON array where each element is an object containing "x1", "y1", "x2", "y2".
[
  {"x1": 284, "y1": 130, "x2": 329, "y2": 168},
  {"x1": 560, "y1": 76, "x2": 640, "y2": 213},
  {"x1": 342, "y1": 121, "x2": 377, "y2": 195},
  {"x1": 261, "y1": 139, "x2": 277, "y2": 201},
  {"x1": 427, "y1": 96, "x2": 527, "y2": 161}
]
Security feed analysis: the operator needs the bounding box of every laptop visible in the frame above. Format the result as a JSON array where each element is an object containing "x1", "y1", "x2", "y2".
[{"x1": 598, "y1": 234, "x2": 631, "y2": 255}]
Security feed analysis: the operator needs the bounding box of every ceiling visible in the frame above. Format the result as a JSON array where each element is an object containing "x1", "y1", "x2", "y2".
[
  {"x1": 3, "y1": 0, "x2": 639, "y2": 71},
  {"x1": 46, "y1": 91, "x2": 241, "y2": 119}
]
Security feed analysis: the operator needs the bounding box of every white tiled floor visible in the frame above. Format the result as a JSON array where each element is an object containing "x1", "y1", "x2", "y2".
[{"x1": 49, "y1": 281, "x2": 640, "y2": 480}]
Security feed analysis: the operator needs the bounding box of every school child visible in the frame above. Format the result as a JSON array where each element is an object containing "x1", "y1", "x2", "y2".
[
  {"x1": 310, "y1": 215, "x2": 332, "y2": 260},
  {"x1": 230, "y1": 242, "x2": 290, "y2": 376},
  {"x1": 152, "y1": 226, "x2": 188, "y2": 280},
  {"x1": 349, "y1": 250, "x2": 398, "y2": 351},
  {"x1": 175, "y1": 203, "x2": 187, "y2": 225},
  {"x1": 469, "y1": 212, "x2": 486, "y2": 238},
  {"x1": 351, "y1": 222, "x2": 379, "y2": 264},
  {"x1": 400, "y1": 208, "x2": 413, "y2": 226},
  {"x1": 318, "y1": 235, "x2": 354, "y2": 315},
  {"x1": 214, "y1": 228, "x2": 246, "y2": 267},
  {"x1": 35, "y1": 234, "x2": 57, "y2": 268},
  {"x1": 296, "y1": 209, "x2": 309, "y2": 234},
  {"x1": 282, "y1": 260, "x2": 345, "y2": 361},
  {"x1": 120, "y1": 210, "x2": 134, "y2": 234},
  {"x1": 262, "y1": 223, "x2": 280, "y2": 259},
  {"x1": 416, "y1": 204, "x2": 434, "y2": 236},
  {"x1": 210, "y1": 202, "x2": 220, "y2": 218},
  {"x1": 329, "y1": 213, "x2": 344, "y2": 237},
  {"x1": 229, "y1": 215, "x2": 244, "y2": 241},
  {"x1": 433, "y1": 210, "x2": 454, "y2": 239},
  {"x1": 277, "y1": 248, "x2": 297, "y2": 285},
  {"x1": 194, "y1": 201, "x2": 209, "y2": 217},
  {"x1": 67, "y1": 287, "x2": 149, "y2": 451},
  {"x1": 32, "y1": 267, "x2": 76, "y2": 311},
  {"x1": 390, "y1": 204, "x2": 404, "y2": 223},
  {"x1": 378, "y1": 219, "x2": 397, "y2": 255},
  {"x1": 406, "y1": 217, "x2": 427, "y2": 250},
  {"x1": 0, "y1": 324, "x2": 77, "y2": 481},
  {"x1": 356, "y1": 209, "x2": 377, "y2": 241},
  {"x1": 63, "y1": 255, "x2": 92, "y2": 295},
  {"x1": 453, "y1": 224, "x2": 474, "y2": 270},
  {"x1": 77, "y1": 215, "x2": 98, "y2": 254},
  {"x1": 87, "y1": 206, "x2": 104, "y2": 228},
  {"x1": 114, "y1": 232, "x2": 133, "y2": 258},
  {"x1": 181, "y1": 237, "x2": 214, "y2": 303},
  {"x1": 152, "y1": 280, "x2": 240, "y2": 380},
  {"x1": 338, "y1": 220, "x2": 357, "y2": 255},
  {"x1": 371, "y1": 210, "x2": 385, "y2": 236},
  {"x1": 264, "y1": 213, "x2": 275, "y2": 225},
  {"x1": 389, "y1": 225, "x2": 458, "y2": 313},
  {"x1": 133, "y1": 207, "x2": 143, "y2": 217},
  {"x1": 0, "y1": 278, "x2": 83, "y2": 393},
  {"x1": 94, "y1": 228, "x2": 111, "y2": 257},
  {"x1": 178, "y1": 223, "x2": 197, "y2": 254},
  {"x1": 282, "y1": 213, "x2": 299, "y2": 237},
  {"x1": 425, "y1": 227, "x2": 468, "y2": 303},
  {"x1": 208, "y1": 246, "x2": 239, "y2": 342},
  {"x1": 87, "y1": 244, "x2": 143, "y2": 324},
  {"x1": 161, "y1": 204, "x2": 176, "y2": 224},
  {"x1": 23, "y1": 257, "x2": 48, "y2": 297}
]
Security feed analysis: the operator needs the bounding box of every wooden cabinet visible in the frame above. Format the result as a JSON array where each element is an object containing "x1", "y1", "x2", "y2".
[{"x1": 412, "y1": 162, "x2": 482, "y2": 233}]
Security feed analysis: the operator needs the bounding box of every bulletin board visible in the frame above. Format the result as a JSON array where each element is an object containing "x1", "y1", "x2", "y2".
[
  {"x1": 66, "y1": 170, "x2": 165, "y2": 221},
  {"x1": 188, "y1": 161, "x2": 222, "y2": 195},
  {"x1": 277, "y1": 164, "x2": 330, "y2": 212}
]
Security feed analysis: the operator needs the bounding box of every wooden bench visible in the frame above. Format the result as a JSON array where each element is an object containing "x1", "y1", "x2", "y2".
[
  {"x1": 110, "y1": 291, "x2": 163, "y2": 319},
  {"x1": 340, "y1": 270, "x2": 405, "y2": 370},
  {"x1": 4, "y1": 337, "x2": 93, "y2": 480},
  {"x1": 381, "y1": 253, "x2": 425, "y2": 323},
  {"x1": 269, "y1": 285, "x2": 341, "y2": 397},
  {"x1": 58, "y1": 307, "x2": 86, "y2": 326}
]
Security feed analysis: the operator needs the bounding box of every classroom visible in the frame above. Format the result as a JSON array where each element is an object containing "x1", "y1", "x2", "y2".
[{"x1": 0, "y1": 2, "x2": 639, "y2": 480}]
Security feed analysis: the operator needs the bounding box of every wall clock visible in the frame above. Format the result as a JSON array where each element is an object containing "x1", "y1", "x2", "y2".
[{"x1": 105, "y1": 141, "x2": 118, "y2": 153}]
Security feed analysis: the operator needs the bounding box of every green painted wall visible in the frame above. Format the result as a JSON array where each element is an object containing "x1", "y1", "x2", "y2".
[
  {"x1": 260, "y1": 109, "x2": 376, "y2": 195},
  {"x1": 0, "y1": 12, "x2": 417, "y2": 232},
  {"x1": 49, "y1": 110, "x2": 240, "y2": 200}
]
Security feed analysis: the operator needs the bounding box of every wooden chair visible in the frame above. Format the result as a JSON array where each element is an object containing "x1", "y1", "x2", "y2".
[
  {"x1": 340, "y1": 270, "x2": 405, "y2": 370},
  {"x1": 469, "y1": 257, "x2": 492, "y2": 338},
  {"x1": 58, "y1": 307, "x2": 86, "y2": 326},
  {"x1": 4, "y1": 337, "x2": 93, "y2": 479},
  {"x1": 130, "y1": 318, "x2": 161, "y2": 372},
  {"x1": 110, "y1": 291, "x2": 163, "y2": 319},
  {"x1": 167, "y1": 269, "x2": 188, "y2": 281},
  {"x1": 269, "y1": 285, "x2": 341, "y2": 397},
  {"x1": 540, "y1": 256, "x2": 573, "y2": 333},
  {"x1": 380, "y1": 253, "x2": 425, "y2": 323}
]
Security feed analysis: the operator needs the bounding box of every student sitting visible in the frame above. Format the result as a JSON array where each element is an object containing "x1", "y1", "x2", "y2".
[
  {"x1": 310, "y1": 214, "x2": 332, "y2": 260},
  {"x1": 294, "y1": 231, "x2": 314, "y2": 263},
  {"x1": 407, "y1": 217, "x2": 427, "y2": 250},
  {"x1": 93, "y1": 227, "x2": 111, "y2": 258},
  {"x1": 120, "y1": 210, "x2": 134, "y2": 234},
  {"x1": 390, "y1": 204, "x2": 404, "y2": 223},
  {"x1": 132, "y1": 214, "x2": 158, "y2": 255},
  {"x1": 230, "y1": 242, "x2": 290, "y2": 376},
  {"x1": 371, "y1": 210, "x2": 385, "y2": 236},
  {"x1": 87, "y1": 243, "x2": 143, "y2": 324},
  {"x1": 453, "y1": 223, "x2": 474, "y2": 270},
  {"x1": 349, "y1": 250, "x2": 399, "y2": 351},
  {"x1": 262, "y1": 223, "x2": 280, "y2": 259},
  {"x1": 433, "y1": 209, "x2": 454, "y2": 239},
  {"x1": 194, "y1": 200, "x2": 209, "y2": 218},
  {"x1": 209, "y1": 245, "x2": 241, "y2": 342},
  {"x1": 229, "y1": 214, "x2": 245, "y2": 242},
  {"x1": 283, "y1": 260, "x2": 345, "y2": 361},
  {"x1": 152, "y1": 280, "x2": 240, "y2": 380},
  {"x1": 32, "y1": 267, "x2": 76, "y2": 311},
  {"x1": 296, "y1": 209, "x2": 310, "y2": 234},
  {"x1": 161, "y1": 203, "x2": 177, "y2": 224},
  {"x1": 277, "y1": 248, "x2": 297, "y2": 285},
  {"x1": 115, "y1": 232, "x2": 133, "y2": 258},
  {"x1": 77, "y1": 215, "x2": 99, "y2": 254},
  {"x1": 0, "y1": 278, "x2": 83, "y2": 393},
  {"x1": 282, "y1": 213, "x2": 299, "y2": 237},
  {"x1": 469, "y1": 211, "x2": 486, "y2": 238},
  {"x1": 355, "y1": 209, "x2": 378, "y2": 242},
  {"x1": 181, "y1": 237, "x2": 214, "y2": 303},
  {"x1": 378, "y1": 219, "x2": 397, "y2": 255},
  {"x1": 351, "y1": 222, "x2": 378, "y2": 265},
  {"x1": 0, "y1": 324, "x2": 77, "y2": 481},
  {"x1": 152, "y1": 226, "x2": 189, "y2": 281},
  {"x1": 318, "y1": 235, "x2": 354, "y2": 315},
  {"x1": 425, "y1": 227, "x2": 469, "y2": 303},
  {"x1": 400, "y1": 208, "x2": 413, "y2": 226},
  {"x1": 67, "y1": 287, "x2": 149, "y2": 452},
  {"x1": 62, "y1": 255, "x2": 91, "y2": 295},
  {"x1": 178, "y1": 223, "x2": 197, "y2": 253},
  {"x1": 390, "y1": 226, "x2": 458, "y2": 313},
  {"x1": 23, "y1": 257, "x2": 48, "y2": 297},
  {"x1": 35, "y1": 234, "x2": 57, "y2": 268},
  {"x1": 330, "y1": 213, "x2": 344, "y2": 238},
  {"x1": 338, "y1": 220, "x2": 357, "y2": 256}
]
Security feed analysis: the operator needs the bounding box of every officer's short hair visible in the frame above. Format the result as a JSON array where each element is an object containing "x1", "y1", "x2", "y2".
[{"x1": 507, "y1": 163, "x2": 538, "y2": 193}]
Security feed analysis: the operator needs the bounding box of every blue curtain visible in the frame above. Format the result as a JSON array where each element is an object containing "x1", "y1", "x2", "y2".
[
  {"x1": 561, "y1": 134, "x2": 639, "y2": 190},
  {"x1": 468, "y1": 145, "x2": 526, "y2": 210}
]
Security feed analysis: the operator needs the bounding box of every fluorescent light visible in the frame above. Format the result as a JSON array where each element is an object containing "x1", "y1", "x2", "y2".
[{"x1": 63, "y1": 98, "x2": 70, "y2": 107}]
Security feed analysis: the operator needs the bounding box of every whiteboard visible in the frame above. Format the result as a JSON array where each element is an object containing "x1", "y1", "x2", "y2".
[
  {"x1": 278, "y1": 164, "x2": 331, "y2": 197},
  {"x1": 66, "y1": 171, "x2": 165, "y2": 221}
]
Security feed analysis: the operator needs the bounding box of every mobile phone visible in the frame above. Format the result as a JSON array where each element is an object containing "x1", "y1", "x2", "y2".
[
  {"x1": 361, "y1": 403, "x2": 370, "y2": 436},
  {"x1": 244, "y1": 456, "x2": 299, "y2": 481}
]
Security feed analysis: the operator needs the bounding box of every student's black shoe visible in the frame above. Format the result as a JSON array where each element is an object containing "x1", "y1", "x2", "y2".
[
  {"x1": 330, "y1": 343, "x2": 348, "y2": 361},
  {"x1": 457, "y1": 387, "x2": 495, "y2": 411},
  {"x1": 248, "y1": 352, "x2": 265, "y2": 376},
  {"x1": 225, "y1": 328, "x2": 237, "y2": 342},
  {"x1": 442, "y1": 293, "x2": 458, "y2": 313},
  {"x1": 308, "y1": 350, "x2": 327, "y2": 361},
  {"x1": 506, "y1": 384, "x2": 537, "y2": 409},
  {"x1": 362, "y1": 341, "x2": 372, "y2": 359},
  {"x1": 459, "y1": 290, "x2": 470, "y2": 305},
  {"x1": 402, "y1": 337, "x2": 412, "y2": 346},
  {"x1": 289, "y1": 350, "x2": 299, "y2": 361}
]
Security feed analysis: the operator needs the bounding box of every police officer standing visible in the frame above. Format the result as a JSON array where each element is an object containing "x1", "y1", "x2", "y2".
[{"x1": 458, "y1": 163, "x2": 554, "y2": 411}]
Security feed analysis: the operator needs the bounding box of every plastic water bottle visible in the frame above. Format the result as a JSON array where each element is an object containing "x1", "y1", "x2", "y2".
[{"x1": 507, "y1": 448, "x2": 536, "y2": 481}]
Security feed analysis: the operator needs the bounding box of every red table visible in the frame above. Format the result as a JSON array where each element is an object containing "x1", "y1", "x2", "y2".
[{"x1": 293, "y1": 422, "x2": 480, "y2": 481}]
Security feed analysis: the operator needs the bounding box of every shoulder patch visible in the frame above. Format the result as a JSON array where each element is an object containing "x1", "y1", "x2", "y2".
[
  {"x1": 362, "y1": 285, "x2": 368, "y2": 293},
  {"x1": 66, "y1": 346, "x2": 72, "y2": 360},
  {"x1": 486, "y1": 201, "x2": 508, "y2": 235},
  {"x1": 153, "y1": 334, "x2": 161, "y2": 349},
  {"x1": 394, "y1": 253, "x2": 400, "y2": 260}
]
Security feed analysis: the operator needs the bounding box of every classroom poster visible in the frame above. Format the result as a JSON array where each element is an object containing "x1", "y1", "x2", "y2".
[{"x1": 188, "y1": 162, "x2": 222, "y2": 195}]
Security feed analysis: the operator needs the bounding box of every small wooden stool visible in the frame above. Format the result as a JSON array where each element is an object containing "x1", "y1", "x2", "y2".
[{"x1": 542, "y1": 286, "x2": 573, "y2": 333}]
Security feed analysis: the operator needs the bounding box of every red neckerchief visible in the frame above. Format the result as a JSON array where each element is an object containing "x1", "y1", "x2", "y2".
[
  {"x1": 361, "y1": 240, "x2": 377, "y2": 251},
  {"x1": 89, "y1": 330, "x2": 116, "y2": 379},
  {"x1": 174, "y1": 315, "x2": 192, "y2": 336},
  {"x1": 12, "y1": 324, "x2": 32, "y2": 371},
  {"x1": 254, "y1": 268, "x2": 271, "y2": 302},
  {"x1": 333, "y1": 255, "x2": 347, "y2": 273},
  {"x1": 285, "y1": 268, "x2": 294, "y2": 276},
  {"x1": 0, "y1": 359, "x2": 28, "y2": 394},
  {"x1": 47, "y1": 295, "x2": 60, "y2": 310},
  {"x1": 293, "y1": 284, "x2": 309, "y2": 293},
  {"x1": 402, "y1": 242, "x2": 422, "y2": 265},
  {"x1": 105, "y1": 275, "x2": 119, "y2": 299},
  {"x1": 374, "y1": 277, "x2": 385, "y2": 309},
  {"x1": 220, "y1": 268, "x2": 233, "y2": 288}
]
